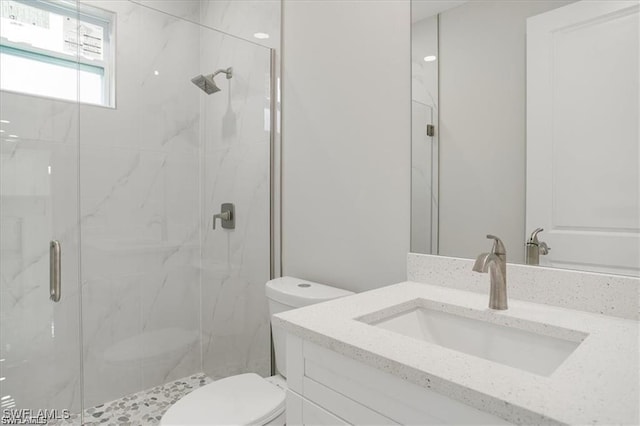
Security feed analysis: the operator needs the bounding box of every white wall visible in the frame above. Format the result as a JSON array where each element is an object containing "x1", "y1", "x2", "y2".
[
  {"x1": 438, "y1": 0, "x2": 574, "y2": 262},
  {"x1": 281, "y1": 0, "x2": 411, "y2": 293}
]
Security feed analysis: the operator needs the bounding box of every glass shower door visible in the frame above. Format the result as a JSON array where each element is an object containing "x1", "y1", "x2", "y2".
[{"x1": 0, "y1": 14, "x2": 83, "y2": 423}]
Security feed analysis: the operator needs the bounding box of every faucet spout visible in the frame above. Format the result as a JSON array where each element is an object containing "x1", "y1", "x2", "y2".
[
  {"x1": 472, "y1": 252, "x2": 494, "y2": 273},
  {"x1": 473, "y1": 236, "x2": 508, "y2": 310}
]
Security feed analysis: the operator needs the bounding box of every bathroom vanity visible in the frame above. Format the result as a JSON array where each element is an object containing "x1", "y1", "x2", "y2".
[{"x1": 273, "y1": 254, "x2": 640, "y2": 425}]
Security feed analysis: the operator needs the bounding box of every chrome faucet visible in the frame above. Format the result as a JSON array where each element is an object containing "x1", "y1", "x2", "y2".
[{"x1": 473, "y1": 235, "x2": 508, "y2": 310}]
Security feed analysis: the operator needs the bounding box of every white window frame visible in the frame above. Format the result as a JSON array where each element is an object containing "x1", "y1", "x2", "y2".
[{"x1": 0, "y1": 0, "x2": 116, "y2": 107}]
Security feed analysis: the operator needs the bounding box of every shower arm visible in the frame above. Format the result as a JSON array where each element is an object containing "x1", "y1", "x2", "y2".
[{"x1": 210, "y1": 67, "x2": 233, "y2": 79}]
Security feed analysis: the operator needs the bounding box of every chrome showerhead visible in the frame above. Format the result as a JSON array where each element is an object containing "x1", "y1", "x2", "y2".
[
  {"x1": 191, "y1": 67, "x2": 233, "y2": 95},
  {"x1": 191, "y1": 74, "x2": 220, "y2": 94}
]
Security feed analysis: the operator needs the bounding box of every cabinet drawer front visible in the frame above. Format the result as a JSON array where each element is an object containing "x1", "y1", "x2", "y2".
[
  {"x1": 304, "y1": 377, "x2": 397, "y2": 425},
  {"x1": 287, "y1": 389, "x2": 350, "y2": 426},
  {"x1": 303, "y1": 342, "x2": 512, "y2": 425},
  {"x1": 303, "y1": 397, "x2": 350, "y2": 426}
]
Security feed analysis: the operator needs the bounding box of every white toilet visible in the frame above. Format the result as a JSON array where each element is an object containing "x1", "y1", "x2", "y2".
[{"x1": 161, "y1": 276, "x2": 353, "y2": 425}]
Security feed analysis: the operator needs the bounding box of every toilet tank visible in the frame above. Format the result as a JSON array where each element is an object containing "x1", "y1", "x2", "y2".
[{"x1": 266, "y1": 277, "x2": 353, "y2": 378}]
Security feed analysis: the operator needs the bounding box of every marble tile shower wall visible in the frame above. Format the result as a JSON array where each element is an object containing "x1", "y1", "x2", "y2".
[
  {"x1": 79, "y1": 1, "x2": 202, "y2": 407},
  {"x1": 199, "y1": 30, "x2": 272, "y2": 380},
  {"x1": 1, "y1": 0, "x2": 274, "y2": 414},
  {"x1": 0, "y1": 93, "x2": 83, "y2": 412},
  {"x1": 200, "y1": 0, "x2": 280, "y2": 50}
]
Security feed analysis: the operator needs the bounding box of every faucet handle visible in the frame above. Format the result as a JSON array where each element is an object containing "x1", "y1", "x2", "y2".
[
  {"x1": 486, "y1": 234, "x2": 506, "y2": 255},
  {"x1": 539, "y1": 241, "x2": 551, "y2": 255}
]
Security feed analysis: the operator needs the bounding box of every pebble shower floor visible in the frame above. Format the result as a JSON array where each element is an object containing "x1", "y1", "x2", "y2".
[{"x1": 49, "y1": 374, "x2": 212, "y2": 425}]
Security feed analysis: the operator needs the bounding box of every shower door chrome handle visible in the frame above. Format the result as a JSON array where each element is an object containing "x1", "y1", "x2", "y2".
[{"x1": 50, "y1": 240, "x2": 61, "y2": 302}]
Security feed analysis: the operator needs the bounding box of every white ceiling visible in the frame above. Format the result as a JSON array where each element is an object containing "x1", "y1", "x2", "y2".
[{"x1": 411, "y1": 1, "x2": 468, "y2": 23}]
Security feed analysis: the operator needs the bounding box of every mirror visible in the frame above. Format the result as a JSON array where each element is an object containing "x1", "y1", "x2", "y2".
[{"x1": 410, "y1": 0, "x2": 639, "y2": 277}]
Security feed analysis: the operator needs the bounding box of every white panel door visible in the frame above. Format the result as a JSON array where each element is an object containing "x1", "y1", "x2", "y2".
[{"x1": 526, "y1": 0, "x2": 639, "y2": 276}]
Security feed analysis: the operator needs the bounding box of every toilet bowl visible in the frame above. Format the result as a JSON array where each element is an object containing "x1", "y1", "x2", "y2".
[{"x1": 160, "y1": 277, "x2": 353, "y2": 425}]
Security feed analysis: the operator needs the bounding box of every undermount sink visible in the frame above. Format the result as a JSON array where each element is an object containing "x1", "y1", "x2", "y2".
[{"x1": 366, "y1": 303, "x2": 585, "y2": 376}]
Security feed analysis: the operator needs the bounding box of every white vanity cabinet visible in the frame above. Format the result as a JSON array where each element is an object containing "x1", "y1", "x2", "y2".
[{"x1": 284, "y1": 334, "x2": 512, "y2": 425}]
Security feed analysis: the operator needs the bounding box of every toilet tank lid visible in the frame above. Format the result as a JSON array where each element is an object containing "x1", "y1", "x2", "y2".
[{"x1": 266, "y1": 276, "x2": 354, "y2": 308}]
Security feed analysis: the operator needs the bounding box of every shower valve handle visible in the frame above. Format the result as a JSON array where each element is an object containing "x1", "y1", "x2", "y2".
[{"x1": 213, "y1": 203, "x2": 235, "y2": 230}]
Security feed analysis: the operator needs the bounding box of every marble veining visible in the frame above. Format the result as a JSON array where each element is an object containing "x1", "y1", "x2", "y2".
[
  {"x1": 199, "y1": 26, "x2": 272, "y2": 381},
  {"x1": 77, "y1": 0, "x2": 202, "y2": 405},
  {"x1": 0, "y1": 93, "x2": 84, "y2": 411},
  {"x1": 1, "y1": 0, "x2": 274, "y2": 414},
  {"x1": 200, "y1": 0, "x2": 280, "y2": 50}
]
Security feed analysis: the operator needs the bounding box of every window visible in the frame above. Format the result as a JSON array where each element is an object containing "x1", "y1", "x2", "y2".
[{"x1": 0, "y1": 0, "x2": 115, "y2": 106}]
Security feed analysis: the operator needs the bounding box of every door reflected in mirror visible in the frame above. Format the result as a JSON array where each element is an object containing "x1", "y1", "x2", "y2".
[{"x1": 410, "y1": 0, "x2": 639, "y2": 277}]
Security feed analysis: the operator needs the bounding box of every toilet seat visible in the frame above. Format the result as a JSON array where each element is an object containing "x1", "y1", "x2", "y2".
[{"x1": 160, "y1": 373, "x2": 285, "y2": 426}]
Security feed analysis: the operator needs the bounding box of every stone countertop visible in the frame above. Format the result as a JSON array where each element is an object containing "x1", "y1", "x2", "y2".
[{"x1": 273, "y1": 281, "x2": 639, "y2": 425}]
